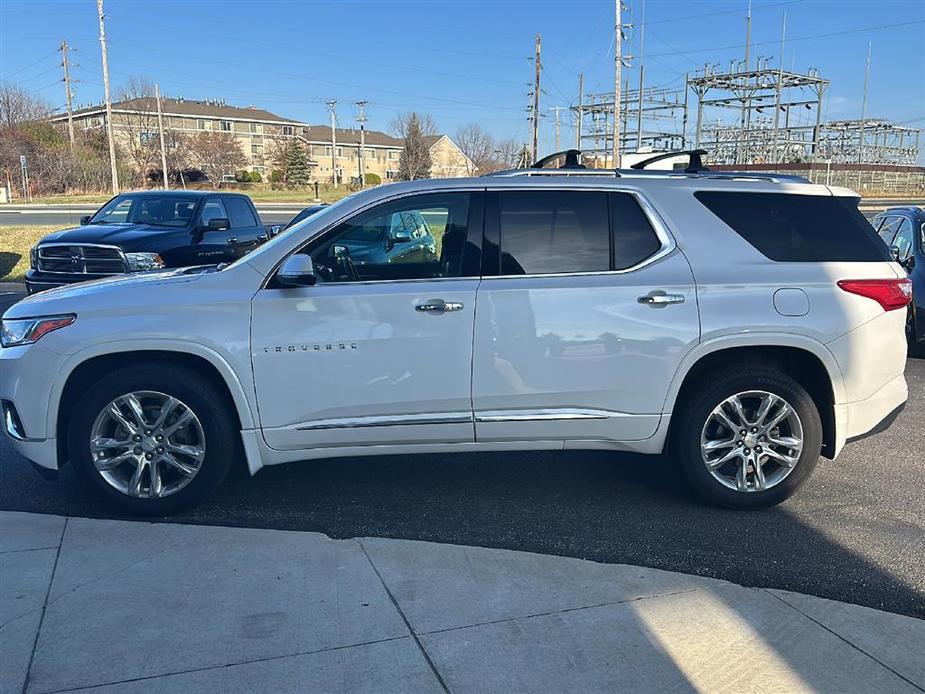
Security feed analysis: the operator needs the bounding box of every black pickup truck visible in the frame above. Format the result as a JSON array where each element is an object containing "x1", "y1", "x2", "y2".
[{"x1": 25, "y1": 191, "x2": 276, "y2": 294}]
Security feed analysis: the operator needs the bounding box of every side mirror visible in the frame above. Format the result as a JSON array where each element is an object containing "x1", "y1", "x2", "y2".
[
  {"x1": 902, "y1": 255, "x2": 916, "y2": 272},
  {"x1": 268, "y1": 225, "x2": 283, "y2": 237},
  {"x1": 80, "y1": 215, "x2": 92, "y2": 225},
  {"x1": 277, "y1": 253, "x2": 316, "y2": 287},
  {"x1": 205, "y1": 217, "x2": 230, "y2": 232},
  {"x1": 889, "y1": 245, "x2": 901, "y2": 262},
  {"x1": 391, "y1": 229, "x2": 412, "y2": 244}
]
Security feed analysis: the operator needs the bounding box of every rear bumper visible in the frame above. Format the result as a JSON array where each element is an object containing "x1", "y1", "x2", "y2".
[{"x1": 834, "y1": 373, "x2": 908, "y2": 456}]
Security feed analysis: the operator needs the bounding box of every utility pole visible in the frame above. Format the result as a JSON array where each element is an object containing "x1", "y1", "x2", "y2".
[
  {"x1": 613, "y1": 0, "x2": 623, "y2": 168},
  {"x1": 744, "y1": 0, "x2": 752, "y2": 72},
  {"x1": 356, "y1": 100, "x2": 367, "y2": 187},
  {"x1": 576, "y1": 73, "x2": 583, "y2": 149},
  {"x1": 858, "y1": 42, "x2": 871, "y2": 189},
  {"x1": 60, "y1": 40, "x2": 76, "y2": 150},
  {"x1": 326, "y1": 100, "x2": 338, "y2": 188},
  {"x1": 532, "y1": 34, "x2": 541, "y2": 163},
  {"x1": 635, "y1": 0, "x2": 645, "y2": 152},
  {"x1": 549, "y1": 106, "x2": 566, "y2": 151},
  {"x1": 155, "y1": 83, "x2": 169, "y2": 190},
  {"x1": 97, "y1": 0, "x2": 119, "y2": 194}
]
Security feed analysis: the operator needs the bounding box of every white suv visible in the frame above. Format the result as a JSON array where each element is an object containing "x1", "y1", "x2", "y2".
[{"x1": 1, "y1": 156, "x2": 911, "y2": 514}]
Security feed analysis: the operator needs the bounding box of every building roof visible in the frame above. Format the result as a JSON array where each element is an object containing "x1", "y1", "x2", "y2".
[
  {"x1": 62, "y1": 97, "x2": 302, "y2": 125},
  {"x1": 299, "y1": 125, "x2": 404, "y2": 148}
]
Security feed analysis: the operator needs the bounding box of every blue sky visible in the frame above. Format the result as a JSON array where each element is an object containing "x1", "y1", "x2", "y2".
[{"x1": 2, "y1": 0, "x2": 923, "y2": 159}]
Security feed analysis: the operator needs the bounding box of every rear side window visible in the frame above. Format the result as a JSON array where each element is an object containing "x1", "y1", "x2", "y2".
[
  {"x1": 610, "y1": 193, "x2": 662, "y2": 270},
  {"x1": 498, "y1": 191, "x2": 610, "y2": 274},
  {"x1": 694, "y1": 192, "x2": 890, "y2": 262},
  {"x1": 224, "y1": 197, "x2": 259, "y2": 228}
]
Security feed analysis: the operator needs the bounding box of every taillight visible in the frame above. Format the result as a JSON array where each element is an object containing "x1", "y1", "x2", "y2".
[{"x1": 837, "y1": 278, "x2": 913, "y2": 311}]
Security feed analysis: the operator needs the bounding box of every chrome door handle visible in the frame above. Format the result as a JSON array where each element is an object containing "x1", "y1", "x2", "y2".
[
  {"x1": 227, "y1": 237, "x2": 238, "y2": 244},
  {"x1": 415, "y1": 299, "x2": 464, "y2": 313},
  {"x1": 638, "y1": 291, "x2": 685, "y2": 307}
]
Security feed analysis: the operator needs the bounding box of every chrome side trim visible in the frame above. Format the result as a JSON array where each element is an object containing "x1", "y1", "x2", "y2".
[
  {"x1": 295, "y1": 411, "x2": 473, "y2": 431},
  {"x1": 2, "y1": 401, "x2": 41, "y2": 442},
  {"x1": 474, "y1": 408, "x2": 630, "y2": 423}
]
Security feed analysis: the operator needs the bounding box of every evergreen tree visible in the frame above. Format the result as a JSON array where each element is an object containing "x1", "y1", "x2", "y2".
[
  {"x1": 397, "y1": 113, "x2": 433, "y2": 180},
  {"x1": 286, "y1": 141, "x2": 311, "y2": 185}
]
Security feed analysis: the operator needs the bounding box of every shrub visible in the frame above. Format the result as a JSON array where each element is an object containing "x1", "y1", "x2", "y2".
[
  {"x1": 248, "y1": 170, "x2": 262, "y2": 183},
  {"x1": 364, "y1": 172, "x2": 381, "y2": 185}
]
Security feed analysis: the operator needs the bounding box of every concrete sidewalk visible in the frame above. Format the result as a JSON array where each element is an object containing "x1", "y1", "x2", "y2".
[{"x1": 1, "y1": 512, "x2": 922, "y2": 694}]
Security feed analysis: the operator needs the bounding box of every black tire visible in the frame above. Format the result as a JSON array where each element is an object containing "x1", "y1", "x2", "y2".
[
  {"x1": 672, "y1": 364, "x2": 822, "y2": 510},
  {"x1": 67, "y1": 362, "x2": 238, "y2": 516}
]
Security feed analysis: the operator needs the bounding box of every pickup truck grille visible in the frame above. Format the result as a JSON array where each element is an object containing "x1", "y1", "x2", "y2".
[{"x1": 37, "y1": 245, "x2": 127, "y2": 275}]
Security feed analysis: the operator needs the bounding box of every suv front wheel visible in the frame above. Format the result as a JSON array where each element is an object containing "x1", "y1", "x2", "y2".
[
  {"x1": 67, "y1": 363, "x2": 237, "y2": 515},
  {"x1": 673, "y1": 365, "x2": 822, "y2": 509}
]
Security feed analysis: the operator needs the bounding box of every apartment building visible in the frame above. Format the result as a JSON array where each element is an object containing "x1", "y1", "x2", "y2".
[{"x1": 54, "y1": 97, "x2": 473, "y2": 182}]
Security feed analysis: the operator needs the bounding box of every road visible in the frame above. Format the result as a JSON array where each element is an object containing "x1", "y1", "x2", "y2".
[
  {"x1": 0, "y1": 289, "x2": 922, "y2": 619},
  {"x1": 1, "y1": 198, "x2": 921, "y2": 227}
]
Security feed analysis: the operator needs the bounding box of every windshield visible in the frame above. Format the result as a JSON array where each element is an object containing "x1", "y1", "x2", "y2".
[{"x1": 89, "y1": 194, "x2": 199, "y2": 227}]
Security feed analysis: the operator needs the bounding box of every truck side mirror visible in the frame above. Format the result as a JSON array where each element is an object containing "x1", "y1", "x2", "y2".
[{"x1": 205, "y1": 217, "x2": 230, "y2": 232}]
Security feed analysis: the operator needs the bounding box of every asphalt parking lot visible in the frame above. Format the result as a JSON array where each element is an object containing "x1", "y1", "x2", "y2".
[{"x1": 1, "y1": 289, "x2": 923, "y2": 619}]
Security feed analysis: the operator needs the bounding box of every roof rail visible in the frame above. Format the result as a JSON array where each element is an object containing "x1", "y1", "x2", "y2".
[
  {"x1": 630, "y1": 149, "x2": 709, "y2": 173},
  {"x1": 532, "y1": 149, "x2": 586, "y2": 170}
]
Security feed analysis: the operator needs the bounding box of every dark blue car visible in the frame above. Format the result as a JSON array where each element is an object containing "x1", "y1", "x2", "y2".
[{"x1": 872, "y1": 206, "x2": 925, "y2": 348}]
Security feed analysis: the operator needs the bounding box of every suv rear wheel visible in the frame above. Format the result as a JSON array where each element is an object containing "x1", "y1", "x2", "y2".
[
  {"x1": 673, "y1": 365, "x2": 822, "y2": 509},
  {"x1": 67, "y1": 363, "x2": 237, "y2": 515}
]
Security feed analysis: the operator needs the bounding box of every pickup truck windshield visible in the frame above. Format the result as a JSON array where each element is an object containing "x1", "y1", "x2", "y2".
[{"x1": 89, "y1": 195, "x2": 200, "y2": 227}]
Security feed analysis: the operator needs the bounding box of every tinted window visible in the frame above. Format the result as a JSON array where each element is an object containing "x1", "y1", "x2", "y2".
[
  {"x1": 694, "y1": 192, "x2": 890, "y2": 262},
  {"x1": 224, "y1": 197, "x2": 258, "y2": 228},
  {"x1": 610, "y1": 193, "x2": 662, "y2": 270},
  {"x1": 498, "y1": 191, "x2": 610, "y2": 275},
  {"x1": 306, "y1": 193, "x2": 473, "y2": 282}
]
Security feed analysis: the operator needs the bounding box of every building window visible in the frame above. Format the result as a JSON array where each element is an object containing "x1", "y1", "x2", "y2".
[
  {"x1": 364, "y1": 148, "x2": 376, "y2": 158},
  {"x1": 249, "y1": 122, "x2": 263, "y2": 134},
  {"x1": 282, "y1": 125, "x2": 294, "y2": 136},
  {"x1": 388, "y1": 150, "x2": 400, "y2": 160},
  {"x1": 220, "y1": 120, "x2": 232, "y2": 132},
  {"x1": 251, "y1": 143, "x2": 263, "y2": 155},
  {"x1": 197, "y1": 119, "x2": 206, "y2": 130}
]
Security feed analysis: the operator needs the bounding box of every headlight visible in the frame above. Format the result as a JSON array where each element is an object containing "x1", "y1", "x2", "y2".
[
  {"x1": 30, "y1": 246, "x2": 38, "y2": 270},
  {"x1": 1, "y1": 315, "x2": 76, "y2": 348},
  {"x1": 124, "y1": 252, "x2": 165, "y2": 272}
]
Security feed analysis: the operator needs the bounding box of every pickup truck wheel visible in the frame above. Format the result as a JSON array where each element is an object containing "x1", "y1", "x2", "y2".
[
  {"x1": 673, "y1": 365, "x2": 822, "y2": 510},
  {"x1": 67, "y1": 363, "x2": 236, "y2": 515}
]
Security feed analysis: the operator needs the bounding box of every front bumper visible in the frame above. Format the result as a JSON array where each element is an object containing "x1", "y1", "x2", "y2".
[
  {"x1": 0, "y1": 343, "x2": 63, "y2": 470},
  {"x1": 25, "y1": 269, "x2": 112, "y2": 295}
]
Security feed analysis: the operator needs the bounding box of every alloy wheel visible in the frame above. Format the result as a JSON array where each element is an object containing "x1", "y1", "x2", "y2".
[
  {"x1": 699, "y1": 390, "x2": 804, "y2": 493},
  {"x1": 89, "y1": 390, "x2": 206, "y2": 499}
]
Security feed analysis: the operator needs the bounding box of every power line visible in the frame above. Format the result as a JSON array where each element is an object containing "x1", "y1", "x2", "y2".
[
  {"x1": 646, "y1": 0, "x2": 803, "y2": 27},
  {"x1": 0, "y1": 49, "x2": 59, "y2": 80},
  {"x1": 647, "y1": 19, "x2": 925, "y2": 59}
]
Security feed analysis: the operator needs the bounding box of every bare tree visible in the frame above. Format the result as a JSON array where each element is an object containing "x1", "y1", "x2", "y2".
[
  {"x1": 186, "y1": 131, "x2": 245, "y2": 188},
  {"x1": 394, "y1": 112, "x2": 435, "y2": 181},
  {"x1": 0, "y1": 82, "x2": 51, "y2": 129},
  {"x1": 114, "y1": 76, "x2": 160, "y2": 186},
  {"x1": 455, "y1": 123, "x2": 496, "y2": 175},
  {"x1": 493, "y1": 138, "x2": 527, "y2": 169}
]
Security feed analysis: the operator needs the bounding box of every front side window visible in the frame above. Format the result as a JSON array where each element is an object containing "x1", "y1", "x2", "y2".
[
  {"x1": 89, "y1": 195, "x2": 200, "y2": 227},
  {"x1": 497, "y1": 190, "x2": 610, "y2": 275},
  {"x1": 876, "y1": 216, "x2": 902, "y2": 246},
  {"x1": 304, "y1": 193, "x2": 473, "y2": 282},
  {"x1": 892, "y1": 219, "x2": 914, "y2": 261},
  {"x1": 199, "y1": 199, "x2": 228, "y2": 227}
]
